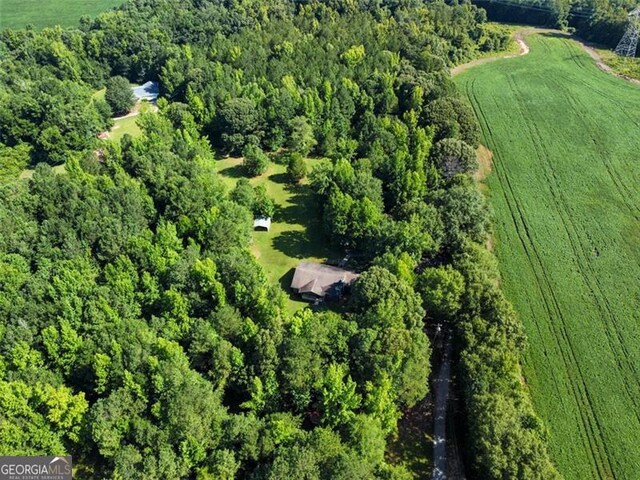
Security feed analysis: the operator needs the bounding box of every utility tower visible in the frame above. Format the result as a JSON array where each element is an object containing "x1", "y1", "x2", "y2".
[{"x1": 615, "y1": 7, "x2": 640, "y2": 57}]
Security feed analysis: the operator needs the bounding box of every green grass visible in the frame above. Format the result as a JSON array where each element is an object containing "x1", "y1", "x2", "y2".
[
  {"x1": 216, "y1": 157, "x2": 342, "y2": 314},
  {"x1": 107, "y1": 102, "x2": 156, "y2": 142},
  {"x1": 18, "y1": 96, "x2": 151, "y2": 180},
  {"x1": 0, "y1": 0, "x2": 124, "y2": 30},
  {"x1": 19, "y1": 163, "x2": 66, "y2": 180},
  {"x1": 472, "y1": 22, "x2": 522, "y2": 59},
  {"x1": 456, "y1": 33, "x2": 640, "y2": 480},
  {"x1": 108, "y1": 115, "x2": 142, "y2": 142}
]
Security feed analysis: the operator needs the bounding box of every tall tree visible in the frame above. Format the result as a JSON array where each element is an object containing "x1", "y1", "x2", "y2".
[{"x1": 105, "y1": 76, "x2": 136, "y2": 116}]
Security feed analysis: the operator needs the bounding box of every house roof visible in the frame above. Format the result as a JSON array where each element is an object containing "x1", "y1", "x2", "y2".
[
  {"x1": 290, "y1": 262, "x2": 358, "y2": 297},
  {"x1": 132, "y1": 81, "x2": 159, "y2": 101},
  {"x1": 253, "y1": 216, "x2": 271, "y2": 230}
]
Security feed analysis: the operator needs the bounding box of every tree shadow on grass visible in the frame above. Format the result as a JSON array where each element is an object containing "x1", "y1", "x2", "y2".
[
  {"x1": 539, "y1": 31, "x2": 570, "y2": 40},
  {"x1": 386, "y1": 393, "x2": 433, "y2": 479},
  {"x1": 269, "y1": 172, "x2": 290, "y2": 185},
  {"x1": 278, "y1": 184, "x2": 324, "y2": 227},
  {"x1": 219, "y1": 163, "x2": 246, "y2": 179},
  {"x1": 272, "y1": 179, "x2": 340, "y2": 260},
  {"x1": 272, "y1": 230, "x2": 322, "y2": 259}
]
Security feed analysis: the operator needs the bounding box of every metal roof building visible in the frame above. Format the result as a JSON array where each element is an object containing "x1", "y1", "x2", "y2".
[{"x1": 132, "y1": 81, "x2": 159, "y2": 101}]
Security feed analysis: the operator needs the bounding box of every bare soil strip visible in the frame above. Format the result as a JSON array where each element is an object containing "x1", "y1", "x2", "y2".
[{"x1": 578, "y1": 40, "x2": 640, "y2": 85}]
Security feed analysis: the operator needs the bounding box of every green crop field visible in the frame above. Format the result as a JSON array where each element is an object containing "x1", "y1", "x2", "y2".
[
  {"x1": 456, "y1": 33, "x2": 640, "y2": 480},
  {"x1": 0, "y1": 0, "x2": 123, "y2": 30},
  {"x1": 216, "y1": 157, "x2": 341, "y2": 313}
]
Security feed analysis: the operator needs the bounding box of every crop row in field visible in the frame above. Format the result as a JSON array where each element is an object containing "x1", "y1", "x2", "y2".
[{"x1": 456, "y1": 33, "x2": 640, "y2": 480}]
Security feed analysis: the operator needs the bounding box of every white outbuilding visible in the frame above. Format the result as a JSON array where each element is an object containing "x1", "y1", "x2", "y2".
[{"x1": 253, "y1": 216, "x2": 271, "y2": 231}]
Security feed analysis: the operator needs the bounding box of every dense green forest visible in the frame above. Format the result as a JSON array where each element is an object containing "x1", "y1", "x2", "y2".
[
  {"x1": 0, "y1": 0, "x2": 557, "y2": 478},
  {"x1": 473, "y1": 0, "x2": 637, "y2": 47}
]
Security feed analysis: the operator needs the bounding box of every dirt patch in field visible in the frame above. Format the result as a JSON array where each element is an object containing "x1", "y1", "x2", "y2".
[
  {"x1": 474, "y1": 144, "x2": 493, "y2": 184},
  {"x1": 474, "y1": 145, "x2": 495, "y2": 253},
  {"x1": 486, "y1": 234, "x2": 495, "y2": 253}
]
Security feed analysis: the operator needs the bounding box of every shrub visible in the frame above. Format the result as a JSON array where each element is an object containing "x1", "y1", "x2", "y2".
[
  {"x1": 287, "y1": 153, "x2": 307, "y2": 183},
  {"x1": 242, "y1": 144, "x2": 269, "y2": 177},
  {"x1": 253, "y1": 185, "x2": 275, "y2": 218},
  {"x1": 430, "y1": 138, "x2": 478, "y2": 179}
]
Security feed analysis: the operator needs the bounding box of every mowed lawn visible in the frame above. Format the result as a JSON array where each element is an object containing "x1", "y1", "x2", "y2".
[
  {"x1": 108, "y1": 113, "x2": 142, "y2": 142},
  {"x1": 0, "y1": 0, "x2": 123, "y2": 30},
  {"x1": 456, "y1": 33, "x2": 640, "y2": 480},
  {"x1": 107, "y1": 101, "x2": 157, "y2": 142},
  {"x1": 216, "y1": 157, "x2": 342, "y2": 313}
]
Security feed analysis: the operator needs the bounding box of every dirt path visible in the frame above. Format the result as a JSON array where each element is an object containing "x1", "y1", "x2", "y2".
[
  {"x1": 451, "y1": 29, "x2": 537, "y2": 76},
  {"x1": 577, "y1": 40, "x2": 640, "y2": 86},
  {"x1": 112, "y1": 101, "x2": 158, "y2": 121},
  {"x1": 99, "y1": 101, "x2": 159, "y2": 139},
  {"x1": 431, "y1": 335, "x2": 452, "y2": 480}
]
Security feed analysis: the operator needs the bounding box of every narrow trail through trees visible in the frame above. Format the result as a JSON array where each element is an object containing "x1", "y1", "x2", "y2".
[{"x1": 431, "y1": 335, "x2": 452, "y2": 480}]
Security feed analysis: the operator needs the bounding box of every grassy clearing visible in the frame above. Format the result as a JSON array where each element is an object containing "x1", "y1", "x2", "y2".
[
  {"x1": 216, "y1": 157, "x2": 341, "y2": 314},
  {"x1": 472, "y1": 22, "x2": 522, "y2": 59},
  {"x1": 107, "y1": 102, "x2": 156, "y2": 142},
  {"x1": 0, "y1": 0, "x2": 123, "y2": 30},
  {"x1": 18, "y1": 98, "x2": 151, "y2": 180},
  {"x1": 108, "y1": 115, "x2": 142, "y2": 142},
  {"x1": 451, "y1": 24, "x2": 534, "y2": 76},
  {"x1": 456, "y1": 33, "x2": 640, "y2": 480},
  {"x1": 19, "y1": 163, "x2": 66, "y2": 180}
]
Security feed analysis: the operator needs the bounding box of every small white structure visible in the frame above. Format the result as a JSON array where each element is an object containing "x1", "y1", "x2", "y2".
[
  {"x1": 132, "y1": 81, "x2": 159, "y2": 102},
  {"x1": 253, "y1": 216, "x2": 271, "y2": 231}
]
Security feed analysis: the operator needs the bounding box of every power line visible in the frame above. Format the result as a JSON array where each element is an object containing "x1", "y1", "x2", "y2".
[
  {"x1": 615, "y1": 7, "x2": 640, "y2": 56},
  {"x1": 476, "y1": 0, "x2": 595, "y2": 18},
  {"x1": 472, "y1": 0, "x2": 597, "y2": 18}
]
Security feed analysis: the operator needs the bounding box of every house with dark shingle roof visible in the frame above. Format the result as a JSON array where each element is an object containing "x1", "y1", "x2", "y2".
[{"x1": 290, "y1": 262, "x2": 358, "y2": 302}]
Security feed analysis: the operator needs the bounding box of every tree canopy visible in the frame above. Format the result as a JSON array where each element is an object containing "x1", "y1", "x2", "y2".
[{"x1": 105, "y1": 76, "x2": 135, "y2": 116}]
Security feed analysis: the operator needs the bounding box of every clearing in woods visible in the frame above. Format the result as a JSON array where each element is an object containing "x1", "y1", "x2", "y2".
[
  {"x1": 0, "y1": 0, "x2": 123, "y2": 30},
  {"x1": 456, "y1": 33, "x2": 640, "y2": 480},
  {"x1": 216, "y1": 157, "x2": 341, "y2": 314}
]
